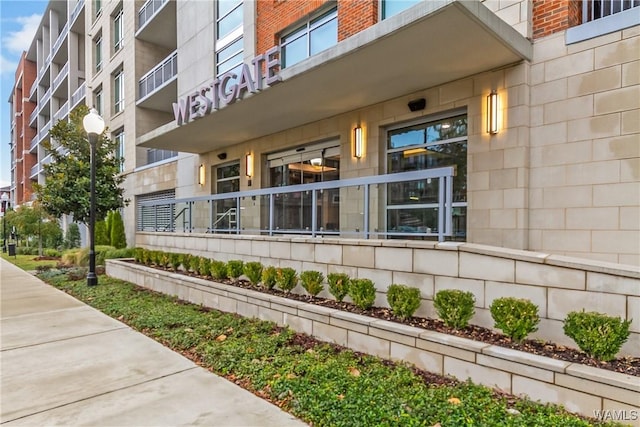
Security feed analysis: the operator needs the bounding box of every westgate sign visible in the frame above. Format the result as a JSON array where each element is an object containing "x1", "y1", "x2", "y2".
[{"x1": 172, "y1": 47, "x2": 281, "y2": 126}]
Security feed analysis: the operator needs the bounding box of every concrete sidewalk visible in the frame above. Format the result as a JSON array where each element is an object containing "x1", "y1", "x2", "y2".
[{"x1": 0, "y1": 258, "x2": 306, "y2": 426}]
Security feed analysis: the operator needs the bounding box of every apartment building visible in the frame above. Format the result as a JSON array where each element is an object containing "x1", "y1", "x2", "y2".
[
  {"x1": 10, "y1": 0, "x2": 640, "y2": 266},
  {"x1": 8, "y1": 53, "x2": 37, "y2": 205}
]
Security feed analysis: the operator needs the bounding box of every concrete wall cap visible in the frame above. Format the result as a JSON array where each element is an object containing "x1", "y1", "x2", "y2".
[
  {"x1": 566, "y1": 363, "x2": 640, "y2": 392},
  {"x1": 546, "y1": 255, "x2": 640, "y2": 279},
  {"x1": 459, "y1": 243, "x2": 549, "y2": 263},
  {"x1": 370, "y1": 319, "x2": 423, "y2": 337},
  {"x1": 482, "y1": 345, "x2": 570, "y2": 373},
  {"x1": 419, "y1": 330, "x2": 490, "y2": 352}
]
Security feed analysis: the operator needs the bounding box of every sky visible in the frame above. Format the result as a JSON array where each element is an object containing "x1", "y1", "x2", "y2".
[{"x1": 0, "y1": 0, "x2": 48, "y2": 189}]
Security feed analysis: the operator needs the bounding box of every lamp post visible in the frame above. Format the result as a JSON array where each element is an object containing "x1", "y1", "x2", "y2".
[
  {"x1": 83, "y1": 108, "x2": 105, "y2": 286},
  {"x1": 1, "y1": 192, "x2": 8, "y2": 253}
]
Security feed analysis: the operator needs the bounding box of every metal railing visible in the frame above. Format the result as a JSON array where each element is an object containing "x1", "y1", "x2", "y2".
[
  {"x1": 29, "y1": 82, "x2": 37, "y2": 99},
  {"x1": 138, "y1": 0, "x2": 168, "y2": 29},
  {"x1": 29, "y1": 135, "x2": 39, "y2": 151},
  {"x1": 41, "y1": 87, "x2": 52, "y2": 105},
  {"x1": 71, "y1": 0, "x2": 84, "y2": 23},
  {"x1": 138, "y1": 50, "x2": 177, "y2": 100},
  {"x1": 52, "y1": 22, "x2": 69, "y2": 57},
  {"x1": 53, "y1": 63, "x2": 69, "y2": 90},
  {"x1": 54, "y1": 101, "x2": 69, "y2": 122},
  {"x1": 30, "y1": 164, "x2": 40, "y2": 179},
  {"x1": 29, "y1": 106, "x2": 38, "y2": 125},
  {"x1": 138, "y1": 167, "x2": 457, "y2": 242},
  {"x1": 583, "y1": 0, "x2": 639, "y2": 22},
  {"x1": 71, "y1": 82, "x2": 86, "y2": 107},
  {"x1": 38, "y1": 121, "x2": 51, "y2": 142}
]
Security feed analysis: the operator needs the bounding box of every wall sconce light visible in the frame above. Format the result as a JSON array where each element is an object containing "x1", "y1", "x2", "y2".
[
  {"x1": 353, "y1": 126, "x2": 364, "y2": 159},
  {"x1": 245, "y1": 153, "x2": 253, "y2": 178},
  {"x1": 198, "y1": 164, "x2": 206, "y2": 185},
  {"x1": 487, "y1": 90, "x2": 499, "y2": 135}
]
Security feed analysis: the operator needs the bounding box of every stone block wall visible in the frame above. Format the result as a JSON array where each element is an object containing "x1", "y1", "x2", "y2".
[
  {"x1": 135, "y1": 233, "x2": 640, "y2": 356},
  {"x1": 107, "y1": 258, "x2": 640, "y2": 423}
]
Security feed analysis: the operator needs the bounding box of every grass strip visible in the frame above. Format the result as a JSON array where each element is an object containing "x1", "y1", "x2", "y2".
[{"x1": 39, "y1": 270, "x2": 619, "y2": 427}]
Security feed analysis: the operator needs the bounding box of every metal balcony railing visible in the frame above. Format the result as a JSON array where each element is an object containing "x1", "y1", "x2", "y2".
[
  {"x1": 52, "y1": 22, "x2": 69, "y2": 56},
  {"x1": 137, "y1": 167, "x2": 458, "y2": 242},
  {"x1": 53, "y1": 63, "x2": 69, "y2": 90},
  {"x1": 71, "y1": 0, "x2": 84, "y2": 23},
  {"x1": 30, "y1": 164, "x2": 40, "y2": 179},
  {"x1": 38, "y1": 121, "x2": 51, "y2": 142},
  {"x1": 41, "y1": 87, "x2": 52, "y2": 105},
  {"x1": 583, "y1": 0, "x2": 640, "y2": 22},
  {"x1": 54, "y1": 101, "x2": 69, "y2": 122},
  {"x1": 29, "y1": 82, "x2": 37, "y2": 99},
  {"x1": 138, "y1": 50, "x2": 177, "y2": 100},
  {"x1": 71, "y1": 82, "x2": 86, "y2": 107},
  {"x1": 138, "y1": 0, "x2": 168, "y2": 29},
  {"x1": 29, "y1": 136, "x2": 38, "y2": 151}
]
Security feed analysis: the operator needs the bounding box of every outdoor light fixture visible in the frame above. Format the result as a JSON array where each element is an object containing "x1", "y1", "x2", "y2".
[
  {"x1": 487, "y1": 90, "x2": 499, "y2": 135},
  {"x1": 82, "y1": 108, "x2": 105, "y2": 287},
  {"x1": 198, "y1": 164, "x2": 206, "y2": 185},
  {"x1": 353, "y1": 126, "x2": 363, "y2": 159},
  {"x1": 245, "y1": 153, "x2": 253, "y2": 178}
]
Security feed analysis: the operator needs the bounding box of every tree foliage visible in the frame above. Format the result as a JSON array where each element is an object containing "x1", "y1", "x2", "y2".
[
  {"x1": 110, "y1": 210, "x2": 127, "y2": 249},
  {"x1": 3, "y1": 204, "x2": 61, "y2": 249},
  {"x1": 35, "y1": 105, "x2": 127, "y2": 225},
  {"x1": 64, "y1": 223, "x2": 81, "y2": 249},
  {"x1": 95, "y1": 220, "x2": 109, "y2": 245}
]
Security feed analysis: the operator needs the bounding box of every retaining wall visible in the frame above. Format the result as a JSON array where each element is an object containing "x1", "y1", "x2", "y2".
[
  {"x1": 135, "y1": 233, "x2": 640, "y2": 355},
  {"x1": 107, "y1": 259, "x2": 639, "y2": 423}
]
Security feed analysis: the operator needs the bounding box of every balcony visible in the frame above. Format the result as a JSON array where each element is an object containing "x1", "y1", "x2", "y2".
[
  {"x1": 29, "y1": 82, "x2": 37, "y2": 100},
  {"x1": 30, "y1": 164, "x2": 40, "y2": 179},
  {"x1": 567, "y1": 0, "x2": 640, "y2": 43},
  {"x1": 38, "y1": 121, "x2": 51, "y2": 143},
  {"x1": 136, "y1": 0, "x2": 176, "y2": 49},
  {"x1": 71, "y1": 82, "x2": 86, "y2": 108},
  {"x1": 53, "y1": 62, "x2": 69, "y2": 92},
  {"x1": 137, "y1": 50, "x2": 177, "y2": 112},
  {"x1": 71, "y1": 0, "x2": 84, "y2": 23},
  {"x1": 29, "y1": 135, "x2": 39, "y2": 152},
  {"x1": 29, "y1": 107, "x2": 38, "y2": 127},
  {"x1": 54, "y1": 101, "x2": 69, "y2": 122},
  {"x1": 52, "y1": 22, "x2": 69, "y2": 60}
]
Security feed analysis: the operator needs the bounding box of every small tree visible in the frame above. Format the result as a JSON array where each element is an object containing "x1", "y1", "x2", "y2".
[
  {"x1": 35, "y1": 105, "x2": 127, "y2": 227},
  {"x1": 64, "y1": 223, "x2": 81, "y2": 248},
  {"x1": 110, "y1": 210, "x2": 127, "y2": 249},
  {"x1": 105, "y1": 211, "x2": 114, "y2": 245},
  {"x1": 95, "y1": 220, "x2": 109, "y2": 245}
]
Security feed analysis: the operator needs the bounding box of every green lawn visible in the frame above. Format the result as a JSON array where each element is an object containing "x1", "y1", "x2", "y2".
[
  {"x1": 1, "y1": 253, "x2": 59, "y2": 271},
  {"x1": 28, "y1": 267, "x2": 620, "y2": 427}
]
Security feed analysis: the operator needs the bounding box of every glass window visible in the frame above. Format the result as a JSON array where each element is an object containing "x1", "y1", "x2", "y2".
[
  {"x1": 94, "y1": 35, "x2": 102, "y2": 72},
  {"x1": 281, "y1": 7, "x2": 337, "y2": 68},
  {"x1": 216, "y1": 162, "x2": 240, "y2": 193},
  {"x1": 146, "y1": 148, "x2": 177, "y2": 165},
  {"x1": 113, "y1": 69, "x2": 124, "y2": 114},
  {"x1": 217, "y1": 0, "x2": 242, "y2": 39},
  {"x1": 386, "y1": 114, "x2": 467, "y2": 240},
  {"x1": 216, "y1": 37, "x2": 243, "y2": 77},
  {"x1": 382, "y1": 0, "x2": 421, "y2": 19},
  {"x1": 114, "y1": 128, "x2": 124, "y2": 172},
  {"x1": 94, "y1": 87, "x2": 103, "y2": 116},
  {"x1": 94, "y1": 0, "x2": 102, "y2": 18},
  {"x1": 113, "y1": 7, "x2": 123, "y2": 52}
]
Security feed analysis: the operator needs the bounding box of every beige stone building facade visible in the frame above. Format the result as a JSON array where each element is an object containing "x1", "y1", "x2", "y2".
[{"x1": 12, "y1": 0, "x2": 640, "y2": 265}]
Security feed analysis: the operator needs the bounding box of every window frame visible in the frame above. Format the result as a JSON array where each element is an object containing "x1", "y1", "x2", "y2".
[
  {"x1": 216, "y1": 0, "x2": 243, "y2": 40},
  {"x1": 93, "y1": 86, "x2": 103, "y2": 116},
  {"x1": 114, "y1": 127, "x2": 125, "y2": 173},
  {"x1": 113, "y1": 6, "x2": 124, "y2": 53},
  {"x1": 113, "y1": 68, "x2": 124, "y2": 114},
  {"x1": 280, "y1": 6, "x2": 338, "y2": 68},
  {"x1": 94, "y1": 34, "x2": 102, "y2": 72}
]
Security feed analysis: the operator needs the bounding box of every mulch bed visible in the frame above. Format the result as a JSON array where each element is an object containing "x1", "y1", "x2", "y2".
[{"x1": 127, "y1": 261, "x2": 640, "y2": 377}]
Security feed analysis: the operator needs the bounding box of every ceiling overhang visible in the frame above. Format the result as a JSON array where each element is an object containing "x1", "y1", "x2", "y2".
[{"x1": 137, "y1": 0, "x2": 532, "y2": 153}]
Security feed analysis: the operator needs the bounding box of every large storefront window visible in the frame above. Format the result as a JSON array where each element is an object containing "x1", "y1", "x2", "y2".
[
  {"x1": 386, "y1": 113, "x2": 467, "y2": 240},
  {"x1": 268, "y1": 142, "x2": 340, "y2": 233}
]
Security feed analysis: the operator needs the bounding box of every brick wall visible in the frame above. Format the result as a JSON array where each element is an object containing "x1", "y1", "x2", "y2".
[
  {"x1": 256, "y1": 0, "x2": 377, "y2": 56},
  {"x1": 532, "y1": 0, "x2": 571, "y2": 39},
  {"x1": 337, "y1": 1, "x2": 377, "y2": 41}
]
